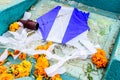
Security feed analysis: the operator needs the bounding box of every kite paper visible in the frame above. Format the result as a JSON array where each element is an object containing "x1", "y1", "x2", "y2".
[
  {"x1": 37, "y1": 6, "x2": 97, "y2": 54},
  {"x1": 37, "y1": 6, "x2": 89, "y2": 43}
]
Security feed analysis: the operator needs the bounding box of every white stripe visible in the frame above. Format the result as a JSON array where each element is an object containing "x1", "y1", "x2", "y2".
[{"x1": 47, "y1": 6, "x2": 74, "y2": 43}]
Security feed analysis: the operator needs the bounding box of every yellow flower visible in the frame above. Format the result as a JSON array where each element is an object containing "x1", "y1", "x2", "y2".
[
  {"x1": 9, "y1": 22, "x2": 20, "y2": 32},
  {"x1": 20, "y1": 60, "x2": 32, "y2": 69},
  {"x1": 91, "y1": 49, "x2": 108, "y2": 68},
  {"x1": 11, "y1": 60, "x2": 32, "y2": 78},
  {"x1": 34, "y1": 56, "x2": 49, "y2": 78},
  {"x1": 36, "y1": 75, "x2": 43, "y2": 80},
  {"x1": 0, "y1": 73, "x2": 14, "y2": 80},
  {"x1": 0, "y1": 65, "x2": 8, "y2": 74},
  {"x1": 50, "y1": 74, "x2": 62, "y2": 80},
  {"x1": 35, "y1": 56, "x2": 49, "y2": 69}
]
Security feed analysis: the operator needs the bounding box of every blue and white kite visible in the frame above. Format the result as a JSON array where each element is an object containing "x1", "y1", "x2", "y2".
[
  {"x1": 37, "y1": 6, "x2": 89, "y2": 43},
  {"x1": 37, "y1": 6, "x2": 97, "y2": 55}
]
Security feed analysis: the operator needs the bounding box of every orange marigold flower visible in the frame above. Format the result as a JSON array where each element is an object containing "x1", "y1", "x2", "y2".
[
  {"x1": 11, "y1": 60, "x2": 31, "y2": 78},
  {"x1": 91, "y1": 49, "x2": 108, "y2": 68},
  {"x1": 36, "y1": 45, "x2": 43, "y2": 50},
  {"x1": 43, "y1": 45, "x2": 49, "y2": 50},
  {"x1": 0, "y1": 65, "x2": 8, "y2": 74},
  {"x1": 14, "y1": 50, "x2": 20, "y2": 55},
  {"x1": 18, "y1": 53, "x2": 27, "y2": 60},
  {"x1": 34, "y1": 67, "x2": 47, "y2": 76},
  {"x1": 0, "y1": 73, "x2": 14, "y2": 80},
  {"x1": 50, "y1": 74, "x2": 62, "y2": 80},
  {"x1": 0, "y1": 60, "x2": 5, "y2": 66},
  {"x1": 34, "y1": 54, "x2": 40, "y2": 60},
  {"x1": 36, "y1": 75, "x2": 43, "y2": 80},
  {"x1": 9, "y1": 22, "x2": 20, "y2": 32},
  {"x1": 35, "y1": 56, "x2": 49, "y2": 69},
  {"x1": 34, "y1": 56, "x2": 49, "y2": 78}
]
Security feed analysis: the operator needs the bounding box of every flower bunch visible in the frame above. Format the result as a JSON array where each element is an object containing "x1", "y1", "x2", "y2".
[
  {"x1": 34, "y1": 55, "x2": 62, "y2": 80},
  {"x1": 0, "y1": 48, "x2": 63, "y2": 80},
  {"x1": 11, "y1": 60, "x2": 32, "y2": 78},
  {"x1": 9, "y1": 22, "x2": 20, "y2": 32},
  {"x1": 91, "y1": 49, "x2": 108, "y2": 68},
  {"x1": 34, "y1": 56, "x2": 49, "y2": 79}
]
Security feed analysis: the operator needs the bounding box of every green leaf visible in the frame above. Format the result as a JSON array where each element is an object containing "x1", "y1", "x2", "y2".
[
  {"x1": 87, "y1": 63, "x2": 92, "y2": 73},
  {"x1": 87, "y1": 74, "x2": 93, "y2": 80}
]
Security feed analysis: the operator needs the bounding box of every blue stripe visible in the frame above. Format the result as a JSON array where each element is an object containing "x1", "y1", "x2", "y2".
[
  {"x1": 62, "y1": 8, "x2": 90, "y2": 44},
  {"x1": 37, "y1": 6, "x2": 61, "y2": 40}
]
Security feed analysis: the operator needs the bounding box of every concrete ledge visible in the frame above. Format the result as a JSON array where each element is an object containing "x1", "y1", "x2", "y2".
[
  {"x1": 104, "y1": 31, "x2": 120, "y2": 80},
  {"x1": 73, "y1": 0, "x2": 120, "y2": 13},
  {"x1": 0, "y1": 0, "x2": 37, "y2": 35}
]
